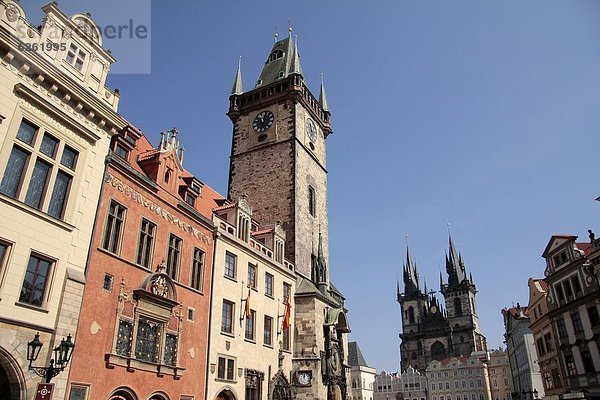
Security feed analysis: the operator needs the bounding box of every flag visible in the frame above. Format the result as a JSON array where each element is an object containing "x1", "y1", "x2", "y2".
[
  {"x1": 245, "y1": 289, "x2": 251, "y2": 319},
  {"x1": 282, "y1": 300, "x2": 291, "y2": 330}
]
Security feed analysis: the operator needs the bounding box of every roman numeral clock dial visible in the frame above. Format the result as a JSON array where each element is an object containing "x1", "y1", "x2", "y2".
[{"x1": 252, "y1": 111, "x2": 275, "y2": 133}]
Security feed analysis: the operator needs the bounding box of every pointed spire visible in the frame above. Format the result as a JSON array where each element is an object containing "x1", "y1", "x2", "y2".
[
  {"x1": 319, "y1": 72, "x2": 330, "y2": 113},
  {"x1": 289, "y1": 35, "x2": 303, "y2": 76},
  {"x1": 231, "y1": 56, "x2": 243, "y2": 95},
  {"x1": 439, "y1": 271, "x2": 444, "y2": 290},
  {"x1": 470, "y1": 272, "x2": 474, "y2": 285}
]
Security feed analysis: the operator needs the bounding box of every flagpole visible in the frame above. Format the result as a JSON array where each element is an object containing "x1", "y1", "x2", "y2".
[
  {"x1": 240, "y1": 280, "x2": 245, "y2": 323},
  {"x1": 276, "y1": 297, "x2": 281, "y2": 337}
]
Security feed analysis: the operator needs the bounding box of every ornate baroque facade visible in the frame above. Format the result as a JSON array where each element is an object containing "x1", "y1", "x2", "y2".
[{"x1": 67, "y1": 128, "x2": 220, "y2": 399}]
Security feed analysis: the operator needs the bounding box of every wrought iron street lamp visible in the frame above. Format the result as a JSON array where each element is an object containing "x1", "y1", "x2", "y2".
[{"x1": 27, "y1": 333, "x2": 75, "y2": 383}]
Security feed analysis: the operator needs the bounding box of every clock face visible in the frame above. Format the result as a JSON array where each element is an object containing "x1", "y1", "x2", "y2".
[
  {"x1": 298, "y1": 372, "x2": 311, "y2": 386},
  {"x1": 305, "y1": 118, "x2": 317, "y2": 142},
  {"x1": 253, "y1": 111, "x2": 274, "y2": 133}
]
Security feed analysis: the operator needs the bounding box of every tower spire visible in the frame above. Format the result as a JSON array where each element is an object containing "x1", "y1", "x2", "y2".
[
  {"x1": 319, "y1": 72, "x2": 330, "y2": 113},
  {"x1": 231, "y1": 56, "x2": 243, "y2": 95},
  {"x1": 403, "y1": 246, "x2": 420, "y2": 297},
  {"x1": 289, "y1": 35, "x2": 303, "y2": 76}
]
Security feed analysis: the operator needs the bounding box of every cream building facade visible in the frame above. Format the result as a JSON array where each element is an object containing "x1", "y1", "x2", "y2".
[
  {"x1": 0, "y1": 2, "x2": 123, "y2": 399},
  {"x1": 487, "y1": 349, "x2": 513, "y2": 400},
  {"x1": 427, "y1": 352, "x2": 492, "y2": 400},
  {"x1": 373, "y1": 368, "x2": 427, "y2": 400},
  {"x1": 526, "y1": 279, "x2": 565, "y2": 398},
  {"x1": 207, "y1": 197, "x2": 297, "y2": 400}
]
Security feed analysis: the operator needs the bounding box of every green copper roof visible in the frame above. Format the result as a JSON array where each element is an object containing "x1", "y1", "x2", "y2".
[{"x1": 256, "y1": 35, "x2": 303, "y2": 87}]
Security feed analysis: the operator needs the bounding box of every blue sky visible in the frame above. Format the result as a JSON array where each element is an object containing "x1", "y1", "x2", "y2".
[{"x1": 24, "y1": 1, "x2": 600, "y2": 372}]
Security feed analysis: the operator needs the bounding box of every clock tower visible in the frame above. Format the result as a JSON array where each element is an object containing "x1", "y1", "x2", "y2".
[
  {"x1": 227, "y1": 33, "x2": 350, "y2": 400},
  {"x1": 227, "y1": 33, "x2": 332, "y2": 280}
]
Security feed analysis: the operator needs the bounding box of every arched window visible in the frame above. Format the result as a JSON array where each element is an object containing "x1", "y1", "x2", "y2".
[
  {"x1": 454, "y1": 297, "x2": 463, "y2": 316},
  {"x1": 164, "y1": 169, "x2": 172, "y2": 184},
  {"x1": 352, "y1": 379, "x2": 357, "y2": 388},
  {"x1": 268, "y1": 50, "x2": 284, "y2": 62},
  {"x1": 431, "y1": 341, "x2": 447, "y2": 361},
  {"x1": 408, "y1": 306, "x2": 415, "y2": 324},
  {"x1": 109, "y1": 388, "x2": 137, "y2": 400}
]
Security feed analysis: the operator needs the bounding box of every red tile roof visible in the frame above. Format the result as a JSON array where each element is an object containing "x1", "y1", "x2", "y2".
[
  {"x1": 213, "y1": 203, "x2": 235, "y2": 212},
  {"x1": 252, "y1": 228, "x2": 274, "y2": 236}
]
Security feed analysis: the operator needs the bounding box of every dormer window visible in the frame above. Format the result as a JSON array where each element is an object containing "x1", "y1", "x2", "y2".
[
  {"x1": 164, "y1": 168, "x2": 172, "y2": 184},
  {"x1": 184, "y1": 192, "x2": 196, "y2": 207},
  {"x1": 553, "y1": 250, "x2": 568, "y2": 268},
  {"x1": 268, "y1": 50, "x2": 284, "y2": 62},
  {"x1": 114, "y1": 143, "x2": 129, "y2": 160},
  {"x1": 278, "y1": 71, "x2": 285, "y2": 79},
  {"x1": 65, "y1": 43, "x2": 87, "y2": 72}
]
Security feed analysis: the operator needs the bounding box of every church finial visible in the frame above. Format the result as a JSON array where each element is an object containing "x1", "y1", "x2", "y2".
[
  {"x1": 231, "y1": 56, "x2": 243, "y2": 95},
  {"x1": 288, "y1": 20, "x2": 292, "y2": 36},
  {"x1": 319, "y1": 72, "x2": 330, "y2": 113},
  {"x1": 274, "y1": 25, "x2": 278, "y2": 43}
]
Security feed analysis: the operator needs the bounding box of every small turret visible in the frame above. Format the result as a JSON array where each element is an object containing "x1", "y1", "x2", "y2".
[{"x1": 231, "y1": 57, "x2": 243, "y2": 95}]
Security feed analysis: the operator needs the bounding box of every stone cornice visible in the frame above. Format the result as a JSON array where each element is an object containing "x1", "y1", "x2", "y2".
[{"x1": 0, "y1": 27, "x2": 125, "y2": 131}]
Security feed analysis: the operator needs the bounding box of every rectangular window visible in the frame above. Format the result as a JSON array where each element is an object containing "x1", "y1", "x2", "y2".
[
  {"x1": 555, "y1": 284, "x2": 565, "y2": 304},
  {"x1": 136, "y1": 219, "x2": 156, "y2": 268},
  {"x1": 0, "y1": 120, "x2": 78, "y2": 220},
  {"x1": 283, "y1": 282, "x2": 291, "y2": 304},
  {"x1": 191, "y1": 248, "x2": 205, "y2": 291},
  {"x1": 264, "y1": 315, "x2": 273, "y2": 346},
  {"x1": 135, "y1": 318, "x2": 160, "y2": 363},
  {"x1": 115, "y1": 319, "x2": 133, "y2": 357},
  {"x1": 102, "y1": 201, "x2": 126, "y2": 253},
  {"x1": 563, "y1": 280, "x2": 573, "y2": 298},
  {"x1": 536, "y1": 338, "x2": 546, "y2": 356},
  {"x1": 552, "y1": 368, "x2": 562, "y2": 388},
  {"x1": 582, "y1": 351, "x2": 595, "y2": 374},
  {"x1": 166, "y1": 234, "x2": 182, "y2": 280},
  {"x1": 265, "y1": 272, "x2": 274, "y2": 297},
  {"x1": 114, "y1": 143, "x2": 129, "y2": 160},
  {"x1": 0, "y1": 146, "x2": 29, "y2": 197},
  {"x1": 184, "y1": 192, "x2": 196, "y2": 207},
  {"x1": 543, "y1": 371, "x2": 553, "y2": 390},
  {"x1": 217, "y1": 356, "x2": 235, "y2": 381},
  {"x1": 565, "y1": 355, "x2": 577, "y2": 376},
  {"x1": 65, "y1": 43, "x2": 87, "y2": 71},
  {"x1": 544, "y1": 333, "x2": 554, "y2": 352},
  {"x1": 225, "y1": 251, "x2": 236, "y2": 279},
  {"x1": 0, "y1": 242, "x2": 10, "y2": 284},
  {"x1": 24, "y1": 159, "x2": 51, "y2": 209},
  {"x1": 245, "y1": 309, "x2": 256, "y2": 341},
  {"x1": 571, "y1": 275, "x2": 582, "y2": 294},
  {"x1": 221, "y1": 300, "x2": 234, "y2": 334},
  {"x1": 19, "y1": 254, "x2": 53, "y2": 307},
  {"x1": 247, "y1": 263, "x2": 257, "y2": 289},
  {"x1": 68, "y1": 384, "x2": 89, "y2": 400},
  {"x1": 588, "y1": 306, "x2": 600, "y2": 328},
  {"x1": 163, "y1": 333, "x2": 178, "y2": 366},
  {"x1": 556, "y1": 318, "x2": 568, "y2": 338},
  {"x1": 571, "y1": 312, "x2": 584, "y2": 334},
  {"x1": 308, "y1": 185, "x2": 316, "y2": 217},
  {"x1": 102, "y1": 273, "x2": 114, "y2": 292}
]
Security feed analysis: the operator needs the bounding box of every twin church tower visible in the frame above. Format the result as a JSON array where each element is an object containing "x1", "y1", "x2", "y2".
[{"x1": 397, "y1": 236, "x2": 488, "y2": 372}]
